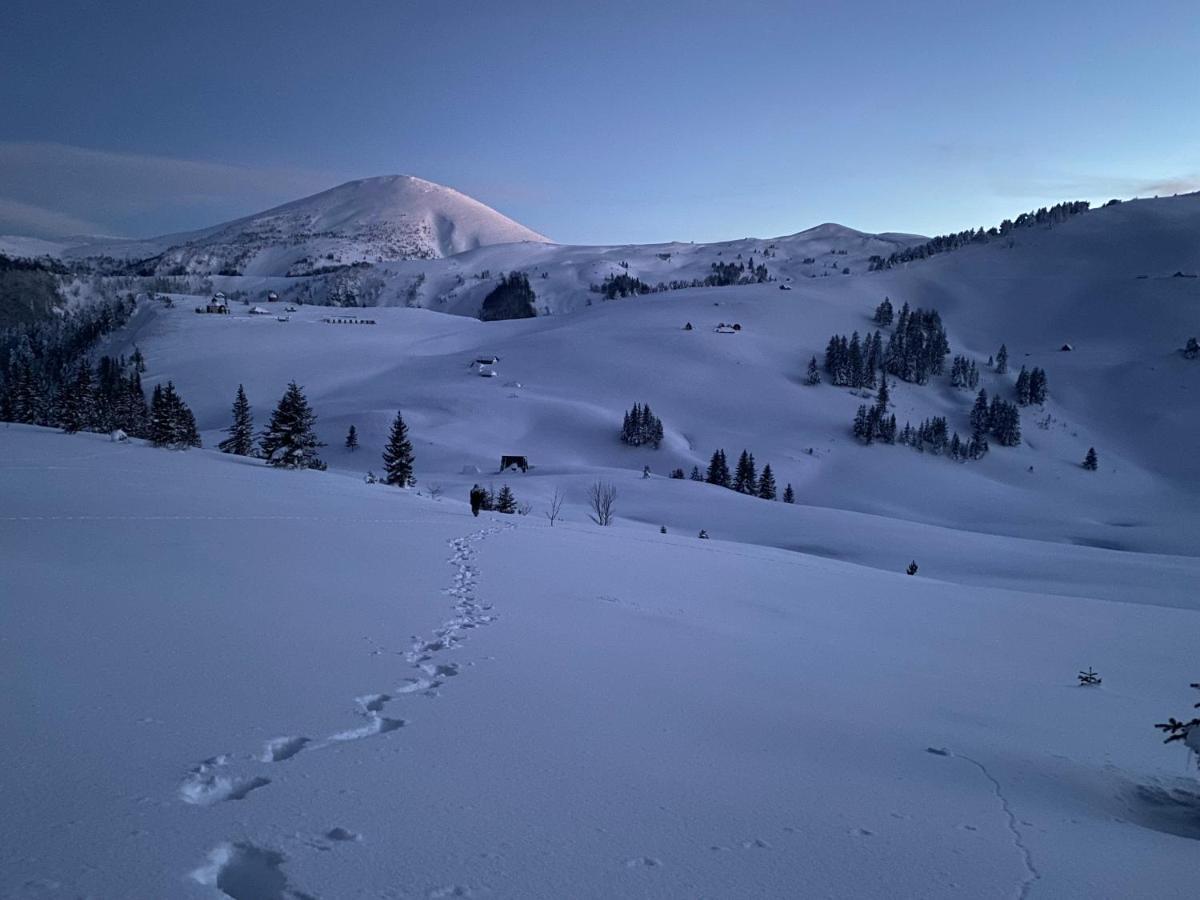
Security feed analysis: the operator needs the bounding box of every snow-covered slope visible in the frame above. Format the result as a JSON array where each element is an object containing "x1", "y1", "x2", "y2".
[
  {"x1": 59, "y1": 175, "x2": 552, "y2": 274},
  {"x1": 102, "y1": 189, "x2": 1200, "y2": 565},
  {"x1": 2, "y1": 425, "x2": 1197, "y2": 898},
  {"x1": 6, "y1": 192, "x2": 1200, "y2": 898}
]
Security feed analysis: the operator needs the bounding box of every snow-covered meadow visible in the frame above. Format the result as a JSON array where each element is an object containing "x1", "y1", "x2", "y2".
[{"x1": 3, "y1": 189, "x2": 1200, "y2": 898}]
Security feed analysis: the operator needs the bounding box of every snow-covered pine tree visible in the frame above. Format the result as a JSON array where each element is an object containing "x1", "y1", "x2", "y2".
[
  {"x1": 57, "y1": 361, "x2": 95, "y2": 433},
  {"x1": 117, "y1": 371, "x2": 149, "y2": 437},
  {"x1": 848, "y1": 332, "x2": 865, "y2": 389},
  {"x1": 1029, "y1": 367, "x2": 1047, "y2": 404},
  {"x1": 345, "y1": 424, "x2": 358, "y2": 450},
  {"x1": 995, "y1": 343, "x2": 1009, "y2": 374},
  {"x1": 689, "y1": 465, "x2": 703, "y2": 481},
  {"x1": 733, "y1": 450, "x2": 757, "y2": 494},
  {"x1": 150, "y1": 381, "x2": 200, "y2": 449},
  {"x1": 872, "y1": 297, "x2": 894, "y2": 327},
  {"x1": 1154, "y1": 682, "x2": 1200, "y2": 760},
  {"x1": 218, "y1": 384, "x2": 255, "y2": 455},
  {"x1": 805, "y1": 356, "x2": 821, "y2": 385},
  {"x1": 706, "y1": 449, "x2": 730, "y2": 487},
  {"x1": 1015, "y1": 366, "x2": 1032, "y2": 405},
  {"x1": 174, "y1": 400, "x2": 201, "y2": 449},
  {"x1": 381, "y1": 410, "x2": 415, "y2": 486},
  {"x1": 782, "y1": 483, "x2": 795, "y2": 503},
  {"x1": 1082, "y1": 447, "x2": 1098, "y2": 470},
  {"x1": 757, "y1": 464, "x2": 777, "y2": 500},
  {"x1": 259, "y1": 382, "x2": 324, "y2": 469},
  {"x1": 495, "y1": 484, "x2": 517, "y2": 514},
  {"x1": 970, "y1": 388, "x2": 990, "y2": 438}
]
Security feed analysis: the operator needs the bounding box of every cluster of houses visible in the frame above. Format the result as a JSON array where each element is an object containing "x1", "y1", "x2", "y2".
[
  {"x1": 197, "y1": 290, "x2": 286, "y2": 315},
  {"x1": 322, "y1": 314, "x2": 378, "y2": 325}
]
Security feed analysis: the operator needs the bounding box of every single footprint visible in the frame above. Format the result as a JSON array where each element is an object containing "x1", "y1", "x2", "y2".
[
  {"x1": 261, "y1": 736, "x2": 310, "y2": 763},
  {"x1": 191, "y1": 841, "x2": 316, "y2": 900},
  {"x1": 180, "y1": 774, "x2": 271, "y2": 806}
]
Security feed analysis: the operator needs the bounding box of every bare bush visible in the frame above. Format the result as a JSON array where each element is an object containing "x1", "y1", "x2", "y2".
[
  {"x1": 587, "y1": 481, "x2": 617, "y2": 526},
  {"x1": 545, "y1": 488, "x2": 564, "y2": 526}
]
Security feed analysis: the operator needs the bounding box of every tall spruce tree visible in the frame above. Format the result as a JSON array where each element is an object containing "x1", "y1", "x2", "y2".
[
  {"x1": 689, "y1": 465, "x2": 703, "y2": 481},
  {"x1": 1015, "y1": 366, "x2": 1032, "y2": 405},
  {"x1": 805, "y1": 356, "x2": 821, "y2": 385},
  {"x1": 970, "y1": 388, "x2": 990, "y2": 438},
  {"x1": 381, "y1": 410, "x2": 415, "y2": 486},
  {"x1": 705, "y1": 449, "x2": 730, "y2": 487},
  {"x1": 57, "y1": 361, "x2": 95, "y2": 433},
  {"x1": 150, "y1": 381, "x2": 200, "y2": 449},
  {"x1": 218, "y1": 384, "x2": 255, "y2": 456},
  {"x1": 733, "y1": 450, "x2": 758, "y2": 494},
  {"x1": 259, "y1": 382, "x2": 324, "y2": 469},
  {"x1": 782, "y1": 483, "x2": 795, "y2": 503},
  {"x1": 995, "y1": 343, "x2": 1009, "y2": 374},
  {"x1": 757, "y1": 464, "x2": 777, "y2": 500},
  {"x1": 1082, "y1": 447, "x2": 1098, "y2": 470},
  {"x1": 345, "y1": 424, "x2": 359, "y2": 450}
]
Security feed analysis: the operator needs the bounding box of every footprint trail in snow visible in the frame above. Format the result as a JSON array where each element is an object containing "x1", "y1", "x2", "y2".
[{"x1": 183, "y1": 521, "x2": 508, "y2": 893}]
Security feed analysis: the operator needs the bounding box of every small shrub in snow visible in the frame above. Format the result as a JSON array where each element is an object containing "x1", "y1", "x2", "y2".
[
  {"x1": 1155, "y1": 683, "x2": 1200, "y2": 765},
  {"x1": 1078, "y1": 667, "x2": 1102, "y2": 686},
  {"x1": 1082, "y1": 447, "x2": 1098, "y2": 471},
  {"x1": 906, "y1": 560, "x2": 919, "y2": 576}
]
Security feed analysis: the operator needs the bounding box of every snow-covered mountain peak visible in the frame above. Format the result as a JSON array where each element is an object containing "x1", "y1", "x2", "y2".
[{"x1": 58, "y1": 174, "x2": 552, "y2": 276}]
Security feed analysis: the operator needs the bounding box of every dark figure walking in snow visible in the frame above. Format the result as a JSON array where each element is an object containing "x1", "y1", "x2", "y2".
[{"x1": 469, "y1": 484, "x2": 487, "y2": 517}]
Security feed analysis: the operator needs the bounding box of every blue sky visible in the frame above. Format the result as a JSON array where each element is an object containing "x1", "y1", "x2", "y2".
[{"x1": 1, "y1": 0, "x2": 1197, "y2": 243}]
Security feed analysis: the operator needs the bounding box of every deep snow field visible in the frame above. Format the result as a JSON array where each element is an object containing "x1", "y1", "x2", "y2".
[{"x1": 3, "y1": 193, "x2": 1200, "y2": 898}]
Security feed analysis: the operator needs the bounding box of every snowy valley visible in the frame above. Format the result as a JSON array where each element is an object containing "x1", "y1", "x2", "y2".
[{"x1": 3, "y1": 183, "x2": 1200, "y2": 899}]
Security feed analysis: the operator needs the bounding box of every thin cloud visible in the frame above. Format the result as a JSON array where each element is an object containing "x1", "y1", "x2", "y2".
[
  {"x1": 0, "y1": 196, "x2": 110, "y2": 240},
  {"x1": 992, "y1": 171, "x2": 1200, "y2": 201},
  {"x1": 0, "y1": 142, "x2": 348, "y2": 238}
]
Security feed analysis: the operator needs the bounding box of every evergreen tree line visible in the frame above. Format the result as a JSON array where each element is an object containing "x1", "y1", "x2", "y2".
[
  {"x1": 590, "y1": 258, "x2": 772, "y2": 299},
  {"x1": 45, "y1": 353, "x2": 151, "y2": 437},
  {"x1": 823, "y1": 330, "x2": 885, "y2": 388},
  {"x1": 620, "y1": 403, "x2": 664, "y2": 448},
  {"x1": 852, "y1": 378, "x2": 898, "y2": 445},
  {"x1": 1, "y1": 295, "x2": 137, "y2": 426},
  {"x1": 480, "y1": 272, "x2": 537, "y2": 321},
  {"x1": 950, "y1": 354, "x2": 980, "y2": 390},
  {"x1": 883, "y1": 304, "x2": 950, "y2": 384},
  {"x1": 896, "y1": 418, "x2": 988, "y2": 461},
  {"x1": 970, "y1": 389, "x2": 1022, "y2": 446},
  {"x1": 701, "y1": 448, "x2": 790, "y2": 502},
  {"x1": 868, "y1": 201, "x2": 1091, "y2": 270},
  {"x1": 1014, "y1": 365, "x2": 1049, "y2": 405}
]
